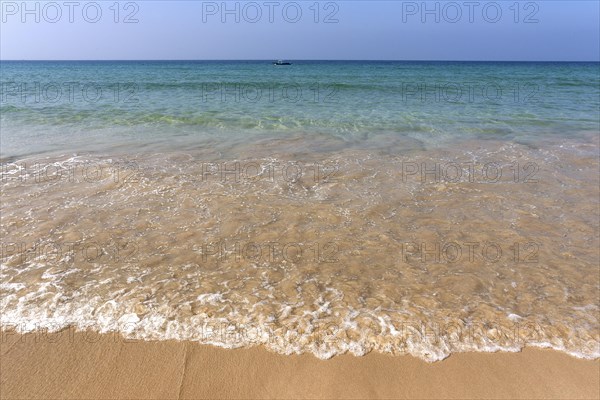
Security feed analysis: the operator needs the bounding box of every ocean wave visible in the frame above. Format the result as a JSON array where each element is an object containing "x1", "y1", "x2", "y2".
[{"x1": 1, "y1": 286, "x2": 598, "y2": 362}]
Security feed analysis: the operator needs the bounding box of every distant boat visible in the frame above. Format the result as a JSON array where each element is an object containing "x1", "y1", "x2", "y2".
[{"x1": 273, "y1": 60, "x2": 292, "y2": 66}]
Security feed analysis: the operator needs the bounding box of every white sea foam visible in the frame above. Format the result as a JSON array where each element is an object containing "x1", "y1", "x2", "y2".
[{"x1": 2, "y1": 280, "x2": 599, "y2": 362}]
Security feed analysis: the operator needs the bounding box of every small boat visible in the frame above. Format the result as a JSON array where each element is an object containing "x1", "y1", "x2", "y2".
[{"x1": 273, "y1": 60, "x2": 292, "y2": 66}]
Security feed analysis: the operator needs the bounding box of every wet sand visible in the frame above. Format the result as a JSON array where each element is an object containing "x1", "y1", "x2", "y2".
[{"x1": 1, "y1": 330, "x2": 598, "y2": 399}]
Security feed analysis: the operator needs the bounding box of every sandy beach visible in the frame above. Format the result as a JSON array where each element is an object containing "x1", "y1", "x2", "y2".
[
  {"x1": 2, "y1": 1, "x2": 600, "y2": 398},
  {"x1": 1, "y1": 329, "x2": 598, "y2": 399}
]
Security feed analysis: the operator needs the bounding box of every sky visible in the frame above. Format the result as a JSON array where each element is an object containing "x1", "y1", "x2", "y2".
[{"x1": 1, "y1": 1, "x2": 599, "y2": 61}]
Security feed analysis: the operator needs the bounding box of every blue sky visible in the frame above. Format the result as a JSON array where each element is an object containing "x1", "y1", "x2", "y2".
[{"x1": 1, "y1": 1, "x2": 599, "y2": 60}]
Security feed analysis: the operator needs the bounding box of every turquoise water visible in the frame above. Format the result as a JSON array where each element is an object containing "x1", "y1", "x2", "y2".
[
  {"x1": 1, "y1": 61, "x2": 600, "y2": 361},
  {"x1": 1, "y1": 61, "x2": 599, "y2": 158}
]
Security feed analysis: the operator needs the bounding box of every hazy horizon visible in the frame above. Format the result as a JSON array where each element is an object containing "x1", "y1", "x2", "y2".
[{"x1": 2, "y1": 59, "x2": 600, "y2": 62}]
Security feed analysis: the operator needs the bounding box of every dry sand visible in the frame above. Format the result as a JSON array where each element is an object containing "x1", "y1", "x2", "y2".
[{"x1": 1, "y1": 329, "x2": 598, "y2": 399}]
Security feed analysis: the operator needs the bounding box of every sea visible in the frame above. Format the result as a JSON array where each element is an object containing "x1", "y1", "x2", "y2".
[{"x1": 1, "y1": 60, "x2": 599, "y2": 361}]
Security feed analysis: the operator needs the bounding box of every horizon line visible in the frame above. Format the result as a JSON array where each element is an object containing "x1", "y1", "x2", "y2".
[{"x1": 1, "y1": 59, "x2": 599, "y2": 62}]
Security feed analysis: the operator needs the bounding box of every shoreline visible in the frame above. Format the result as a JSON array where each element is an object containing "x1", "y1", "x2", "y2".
[{"x1": 1, "y1": 330, "x2": 598, "y2": 399}]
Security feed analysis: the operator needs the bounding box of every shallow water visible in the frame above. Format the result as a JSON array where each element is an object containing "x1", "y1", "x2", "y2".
[{"x1": 1, "y1": 61, "x2": 599, "y2": 361}]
